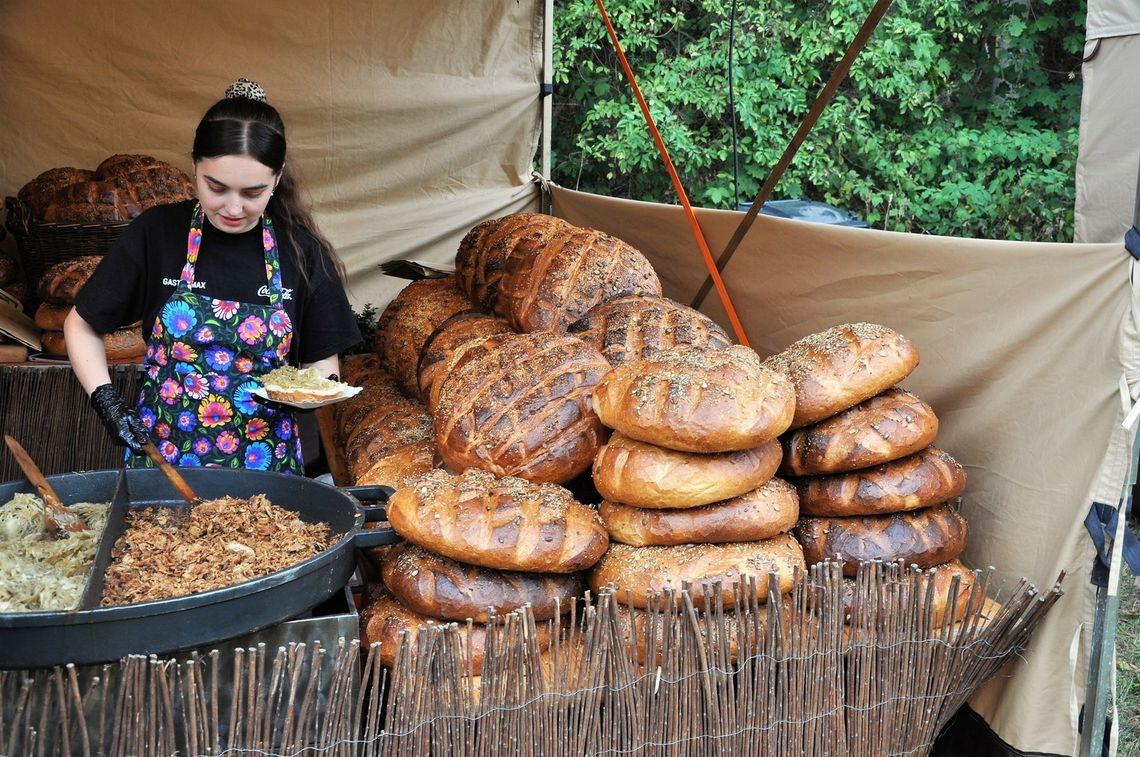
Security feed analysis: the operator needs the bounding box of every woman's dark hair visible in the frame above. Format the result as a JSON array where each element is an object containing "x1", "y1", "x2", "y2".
[{"x1": 192, "y1": 94, "x2": 348, "y2": 285}]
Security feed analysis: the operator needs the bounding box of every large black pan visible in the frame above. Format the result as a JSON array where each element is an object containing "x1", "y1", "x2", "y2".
[{"x1": 0, "y1": 467, "x2": 398, "y2": 669}]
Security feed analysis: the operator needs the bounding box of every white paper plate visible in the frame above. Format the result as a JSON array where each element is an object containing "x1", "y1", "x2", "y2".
[{"x1": 250, "y1": 384, "x2": 363, "y2": 410}]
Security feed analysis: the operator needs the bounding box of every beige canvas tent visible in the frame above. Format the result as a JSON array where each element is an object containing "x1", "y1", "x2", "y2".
[{"x1": 1, "y1": 1, "x2": 1136, "y2": 754}]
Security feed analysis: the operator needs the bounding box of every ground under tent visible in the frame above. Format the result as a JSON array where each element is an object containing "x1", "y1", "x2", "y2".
[{"x1": 1, "y1": 1, "x2": 1136, "y2": 754}]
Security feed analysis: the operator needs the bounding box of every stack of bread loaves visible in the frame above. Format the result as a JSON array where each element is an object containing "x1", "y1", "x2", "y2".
[
  {"x1": 763, "y1": 323, "x2": 974, "y2": 625},
  {"x1": 585, "y1": 344, "x2": 807, "y2": 619},
  {"x1": 33, "y1": 256, "x2": 145, "y2": 361},
  {"x1": 360, "y1": 467, "x2": 608, "y2": 673}
]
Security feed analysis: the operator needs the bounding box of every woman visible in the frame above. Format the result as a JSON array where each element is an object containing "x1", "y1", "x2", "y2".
[{"x1": 66, "y1": 78, "x2": 360, "y2": 474}]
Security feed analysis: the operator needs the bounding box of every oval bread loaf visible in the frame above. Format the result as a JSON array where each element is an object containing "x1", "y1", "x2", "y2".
[
  {"x1": 353, "y1": 439, "x2": 438, "y2": 488},
  {"x1": 841, "y1": 559, "x2": 977, "y2": 627},
  {"x1": 780, "y1": 387, "x2": 938, "y2": 476},
  {"x1": 455, "y1": 213, "x2": 572, "y2": 315},
  {"x1": 433, "y1": 332, "x2": 610, "y2": 484},
  {"x1": 387, "y1": 468, "x2": 610, "y2": 573},
  {"x1": 592, "y1": 345, "x2": 796, "y2": 453},
  {"x1": 417, "y1": 311, "x2": 514, "y2": 404},
  {"x1": 34, "y1": 302, "x2": 72, "y2": 331},
  {"x1": 36, "y1": 255, "x2": 103, "y2": 304},
  {"x1": 359, "y1": 588, "x2": 553, "y2": 674},
  {"x1": 587, "y1": 535, "x2": 805, "y2": 610},
  {"x1": 346, "y1": 402, "x2": 434, "y2": 481},
  {"x1": 40, "y1": 327, "x2": 145, "y2": 360},
  {"x1": 763, "y1": 323, "x2": 920, "y2": 429},
  {"x1": 375, "y1": 276, "x2": 471, "y2": 396},
  {"x1": 592, "y1": 433, "x2": 782, "y2": 509},
  {"x1": 599, "y1": 477, "x2": 799, "y2": 546},
  {"x1": 499, "y1": 224, "x2": 662, "y2": 333},
  {"x1": 796, "y1": 446, "x2": 966, "y2": 517},
  {"x1": 795, "y1": 503, "x2": 969, "y2": 576},
  {"x1": 567, "y1": 294, "x2": 733, "y2": 366},
  {"x1": 382, "y1": 543, "x2": 583, "y2": 623}
]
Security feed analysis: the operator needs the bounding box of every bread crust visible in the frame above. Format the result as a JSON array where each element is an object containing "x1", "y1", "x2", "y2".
[
  {"x1": 455, "y1": 213, "x2": 572, "y2": 315},
  {"x1": 386, "y1": 469, "x2": 610, "y2": 573},
  {"x1": 567, "y1": 294, "x2": 733, "y2": 366},
  {"x1": 795, "y1": 503, "x2": 969, "y2": 576},
  {"x1": 416, "y1": 310, "x2": 514, "y2": 405},
  {"x1": 40, "y1": 327, "x2": 144, "y2": 360},
  {"x1": 591, "y1": 345, "x2": 795, "y2": 453},
  {"x1": 592, "y1": 433, "x2": 782, "y2": 508},
  {"x1": 599, "y1": 477, "x2": 799, "y2": 546},
  {"x1": 34, "y1": 302, "x2": 72, "y2": 331},
  {"x1": 763, "y1": 323, "x2": 920, "y2": 429},
  {"x1": 841, "y1": 559, "x2": 977, "y2": 627},
  {"x1": 36, "y1": 255, "x2": 102, "y2": 304},
  {"x1": 587, "y1": 535, "x2": 805, "y2": 610},
  {"x1": 381, "y1": 543, "x2": 583, "y2": 623},
  {"x1": 780, "y1": 387, "x2": 939, "y2": 476},
  {"x1": 433, "y1": 332, "x2": 610, "y2": 484},
  {"x1": 796, "y1": 446, "x2": 966, "y2": 516},
  {"x1": 375, "y1": 276, "x2": 471, "y2": 397}
]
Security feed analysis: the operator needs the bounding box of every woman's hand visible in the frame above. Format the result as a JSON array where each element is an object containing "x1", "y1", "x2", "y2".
[{"x1": 90, "y1": 383, "x2": 151, "y2": 452}]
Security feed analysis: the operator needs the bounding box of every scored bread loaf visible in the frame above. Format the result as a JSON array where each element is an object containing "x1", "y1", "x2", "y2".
[
  {"x1": 386, "y1": 468, "x2": 610, "y2": 573},
  {"x1": 599, "y1": 477, "x2": 799, "y2": 547},
  {"x1": 455, "y1": 213, "x2": 572, "y2": 314},
  {"x1": 359, "y1": 587, "x2": 553, "y2": 674},
  {"x1": 780, "y1": 387, "x2": 939, "y2": 476},
  {"x1": 433, "y1": 331, "x2": 610, "y2": 484},
  {"x1": 36, "y1": 256, "x2": 103, "y2": 305},
  {"x1": 382, "y1": 543, "x2": 583, "y2": 623},
  {"x1": 796, "y1": 446, "x2": 967, "y2": 517},
  {"x1": 567, "y1": 294, "x2": 733, "y2": 366},
  {"x1": 339, "y1": 352, "x2": 383, "y2": 386},
  {"x1": 500, "y1": 223, "x2": 662, "y2": 333},
  {"x1": 354, "y1": 439, "x2": 438, "y2": 488},
  {"x1": 592, "y1": 432, "x2": 782, "y2": 509},
  {"x1": 375, "y1": 276, "x2": 471, "y2": 396},
  {"x1": 762, "y1": 323, "x2": 920, "y2": 429},
  {"x1": 94, "y1": 154, "x2": 195, "y2": 209},
  {"x1": 841, "y1": 559, "x2": 977, "y2": 627},
  {"x1": 346, "y1": 402, "x2": 434, "y2": 482},
  {"x1": 17, "y1": 167, "x2": 96, "y2": 216},
  {"x1": 588, "y1": 536, "x2": 805, "y2": 610},
  {"x1": 795, "y1": 503, "x2": 969, "y2": 576},
  {"x1": 334, "y1": 371, "x2": 406, "y2": 444},
  {"x1": 417, "y1": 310, "x2": 514, "y2": 405},
  {"x1": 591, "y1": 345, "x2": 796, "y2": 453}
]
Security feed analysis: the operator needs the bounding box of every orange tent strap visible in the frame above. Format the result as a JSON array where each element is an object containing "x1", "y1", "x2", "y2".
[{"x1": 592, "y1": 0, "x2": 750, "y2": 347}]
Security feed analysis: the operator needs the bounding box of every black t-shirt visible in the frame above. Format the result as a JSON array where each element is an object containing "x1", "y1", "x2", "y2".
[{"x1": 75, "y1": 200, "x2": 361, "y2": 364}]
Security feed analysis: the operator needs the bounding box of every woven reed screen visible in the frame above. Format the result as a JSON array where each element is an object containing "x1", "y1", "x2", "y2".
[{"x1": 0, "y1": 364, "x2": 142, "y2": 481}]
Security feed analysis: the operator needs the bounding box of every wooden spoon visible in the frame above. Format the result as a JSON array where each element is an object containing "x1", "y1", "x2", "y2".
[
  {"x1": 141, "y1": 441, "x2": 199, "y2": 506},
  {"x1": 3, "y1": 434, "x2": 86, "y2": 533}
]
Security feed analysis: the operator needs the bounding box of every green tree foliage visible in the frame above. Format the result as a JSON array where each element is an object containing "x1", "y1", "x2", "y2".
[{"x1": 552, "y1": 0, "x2": 1084, "y2": 241}]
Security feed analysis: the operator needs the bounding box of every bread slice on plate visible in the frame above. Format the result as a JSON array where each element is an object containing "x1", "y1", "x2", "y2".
[{"x1": 258, "y1": 366, "x2": 361, "y2": 407}]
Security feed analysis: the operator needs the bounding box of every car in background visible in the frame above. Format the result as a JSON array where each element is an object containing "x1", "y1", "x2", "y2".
[{"x1": 739, "y1": 199, "x2": 868, "y2": 229}]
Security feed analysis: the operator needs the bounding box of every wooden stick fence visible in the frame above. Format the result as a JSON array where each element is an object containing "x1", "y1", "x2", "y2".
[{"x1": 0, "y1": 562, "x2": 1062, "y2": 756}]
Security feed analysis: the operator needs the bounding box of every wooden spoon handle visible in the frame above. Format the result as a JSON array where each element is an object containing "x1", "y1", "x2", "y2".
[
  {"x1": 141, "y1": 441, "x2": 199, "y2": 505},
  {"x1": 3, "y1": 434, "x2": 86, "y2": 533}
]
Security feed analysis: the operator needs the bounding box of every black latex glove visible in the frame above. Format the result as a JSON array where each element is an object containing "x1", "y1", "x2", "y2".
[{"x1": 90, "y1": 383, "x2": 150, "y2": 453}]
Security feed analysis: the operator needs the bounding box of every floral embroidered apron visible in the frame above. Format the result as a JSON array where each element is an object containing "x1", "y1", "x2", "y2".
[{"x1": 128, "y1": 205, "x2": 303, "y2": 473}]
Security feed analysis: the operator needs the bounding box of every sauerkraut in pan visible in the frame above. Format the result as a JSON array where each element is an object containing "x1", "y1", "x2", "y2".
[{"x1": 0, "y1": 493, "x2": 109, "y2": 612}]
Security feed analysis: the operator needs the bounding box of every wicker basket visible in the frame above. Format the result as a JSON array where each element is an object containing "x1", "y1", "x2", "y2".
[{"x1": 4, "y1": 195, "x2": 129, "y2": 291}]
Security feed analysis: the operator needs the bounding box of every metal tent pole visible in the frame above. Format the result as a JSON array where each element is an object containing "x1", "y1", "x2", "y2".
[
  {"x1": 541, "y1": 0, "x2": 553, "y2": 181},
  {"x1": 1079, "y1": 154, "x2": 1140, "y2": 757}
]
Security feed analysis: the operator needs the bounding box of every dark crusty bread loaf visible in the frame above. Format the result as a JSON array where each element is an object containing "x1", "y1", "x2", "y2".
[
  {"x1": 841, "y1": 558, "x2": 977, "y2": 627},
  {"x1": 354, "y1": 439, "x2": 439, "y2": 488},
  {"x1": 334, "y1": 370, "x2": 406, "y2": 443},
  {"x1": 359, "y1": 587, "x2": 554, "y2": 674},
  {"x1": 94, "y1": 154, "x2": 195, "y2": 210},
  {"x1": 796, "y1": 446, "x2": 966, "y2": 517},
  {"x1": 387, "y1": 468, "x2": 610, "y2": 573},
  {"x1": 500, "y1": 223, "x2": 662, "y2": 333},
  {"x1": 762, "y1": 323, "x2": 920, "y2": 429},
  {"x1": 339, "y1": 352, "x2": 383, "y2": 386},
  {"x1": 592, "y1": 432, "x2": 782, "y2": 509},
  {"x1": 592, "y1": 345, "x2": 796, "y2": 453},
  {"x1": 20, "y1": 156, "x2": 194, "y2": 224},
  {"x1": 382, "y1": 543, "x2": 583, "y2": 623},
  {"x1": 41, "y1": 326, "x2": 145, "y2": 360},
  {"x1": 34, "y1": 302, "x2": 72, "y2": 331},
  {"x1": 588, "y1": 535, "x2": 805, "y2": 610},
  {"x1": 433, "y1": 331, "x2": 610, "y2": 484},
  {"x1": 346, "y1": 402, "x2": 434, "y2": 482},
  {"x1": 567, "y1": 294, "x2": 733, "y2": 366},
  {"x1": 417, "y1": 310, "x2": 514, "y2": 406},
  {"x1": 780, "y1": 387, "x2": 938, "y2": 476},
  {"x1": 17, "y1": 167, "x2": 96, "y2": 216},
  {"x1": 36, "y1": 255, "x2": 103, "y2": 304},
  {"x1": 599, "y1": 477, "x2": 799, "y2": 547},
  {"x1": 455, "y1": 213, "x2": 572, "y2": 315},
  {"x1": 375, "y1": 276, "x2": 472, "y2": 397},
  {"x1": 795, "y1": 503, "x2": 968, "y2": 576}
]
